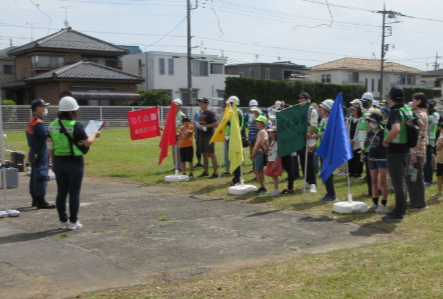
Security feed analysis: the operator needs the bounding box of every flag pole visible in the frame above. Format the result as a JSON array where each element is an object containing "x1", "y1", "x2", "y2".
[
  {"x1": 218, "y1": 146, "x2": 222, "y2": 186},
  {"x1": 302, "y1": 145, "x2": 309, "y2": 201}
]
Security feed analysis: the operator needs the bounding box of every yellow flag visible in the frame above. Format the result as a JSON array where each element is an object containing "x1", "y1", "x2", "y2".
[
  {"x1": 228, "y1": 101, "x2": 243, "y2": 173},
  {"x1": 209, "y1": 106, "x2": 232, "y2": 144}
]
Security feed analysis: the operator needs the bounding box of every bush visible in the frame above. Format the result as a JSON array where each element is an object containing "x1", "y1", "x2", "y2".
[
  {"x1": 403, "y1": 87, "x2": 434, "y2": 102},
  {"x1": 224, "y1": 77, "x2": 366, "y2": 107},
  {"x1": 127, "y1": 90, "x2": 171, "y2": 106},
  {"x1": 1, "y1": 100, "x2": 16, "y2": 105}
]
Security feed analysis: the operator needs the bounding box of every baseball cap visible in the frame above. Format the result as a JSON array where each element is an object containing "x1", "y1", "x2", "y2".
[
  {"x1": 197, "y1": 98, "x2": 209, "y2": 104},
  {"x1": 380, "y1": 107, "x2": 390, "y2": 117},
  {"x1": 299, "y1": 92, "x2": 310, "y2": 99},
  {"x1": 361, "y1": 92, "x2": 374, "y2": 101},
  {"x1": 267, "y1": 126, "x2": 277, "y2": 132},
  {"x1": 31, "y1": 98, "x2": 50, "y2": 110},
  {"x1": 255, "y1": 115, "x2": 267, "y2": 123},
  {"x1": 249, "y1": 107, "x2": 261, "y2": 113},
  {"x1": 366, "y1": 111, "x2": 383, "y2": 125},
  {"x1": 389, "y1": 85, "x2": 404, "y2": 101},
  {"x1": 380, "y1": 99, "x2": 388, "y2": 106}
]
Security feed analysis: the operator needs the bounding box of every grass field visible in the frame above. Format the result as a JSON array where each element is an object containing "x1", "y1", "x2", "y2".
[{"x1": 6, "y1": 129, "x2": 443, "y2": 298}]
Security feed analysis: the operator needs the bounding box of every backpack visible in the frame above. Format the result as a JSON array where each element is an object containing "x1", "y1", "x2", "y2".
[{"x1": 399, "y1": 110, "x2": 420, "y2": 148}]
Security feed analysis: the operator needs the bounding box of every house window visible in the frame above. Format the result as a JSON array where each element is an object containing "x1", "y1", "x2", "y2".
[
  {"x1": 238, "y1": 72, "x2": 244, "y2": 77},
  {"x1": 193, "y1": 60, "x2": 208, "y2": 76},
  {"x1": 348, "y1": 72, "x2": 359, "y2": 83},
  {"x1": 168, "y1": 58, "x2": 174, "y2": 75},
  {"x1": 248, "y1": 69, "x2": 253, "y2": 78},
  {"x1": 397, "y1": 75, "x2": 416, "y2": 85},
  {"x1": 4, "y1": 65, "x2": 16, "y2": 75},
  {"x1": 31, "y1": 55, "x2": 65, "y2": 69},
  {"x1": 322, "y1": 74, "x2": 331, "y2": 83},
  {"x1": 21, "y1": 68, "x2": 27, "y2": 79},
  {"x1": 159, "y1": 58, "x2": 165, "y2": 75},
  {"x1": 83, "y1": 56, "x2": 118, "y2": 68},
  {"x1": 265, "y1": 68, "x2": 270, "y2": 79},
  {"x1": 210, "y1": 64, "x2": 223, "y2": 74},
  {"x1": 371, "y1": 79, "x2": 375, "y2": 92}
]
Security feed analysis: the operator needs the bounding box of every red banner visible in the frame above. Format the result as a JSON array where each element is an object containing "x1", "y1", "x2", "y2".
[{"x1": 127, "y1": 107, "x2": 160, "y2": 140}]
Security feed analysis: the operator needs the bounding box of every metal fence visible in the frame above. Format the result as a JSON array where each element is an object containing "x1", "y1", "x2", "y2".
[{"x1": 1, "y1": 105, "x2": 252, "y2": 131}]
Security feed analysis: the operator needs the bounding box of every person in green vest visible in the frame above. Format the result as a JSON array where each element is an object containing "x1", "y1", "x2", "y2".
[
  {"x1": 424, "y1": 99, "x2": 439, "y2": 186},
  {"x1": 47, "y1": 96, "x2": 101, "y2": 230},
  {"x1": 358, "y1": 92, "x2": 375, "y2": 198},
  {"x1": 381, "y1": 86, "x2": 412, "y2": 222}
]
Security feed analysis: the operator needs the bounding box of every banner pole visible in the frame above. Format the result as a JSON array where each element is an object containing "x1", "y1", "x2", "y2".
[
  {"x1": 302, "y1": 145, "x2": 309, "y2": 201},
  {"x1": 218, "y1": 146, "x2": 222, "y2": 186}
]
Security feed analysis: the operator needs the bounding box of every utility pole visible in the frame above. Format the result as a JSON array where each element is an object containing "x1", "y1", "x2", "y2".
[
  {"x1": 377, "y1": 4, "x2": 401, "y2": 99},
  {"x1": 434, "y1": 52, "x2": 441, "y2": 70},
  {"x1": 187, "y1": 0, "x2": 198, "y2": 105}
]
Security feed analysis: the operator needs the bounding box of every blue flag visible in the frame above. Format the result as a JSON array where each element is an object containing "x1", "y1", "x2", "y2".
[{"x1": 317, "y1": 93, "x2": 353, "y2": 183}]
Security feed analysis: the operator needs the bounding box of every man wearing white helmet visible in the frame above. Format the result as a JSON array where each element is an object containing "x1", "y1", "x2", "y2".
[
  {"x1": 358, "y1": 92, "x2": 375, "y2": 197},
  {"x1": 307, "y1": 99, "x2": 337, "y2": 202},
  {"x1": 171, "y1": 98, "x2": 186, "y2": 171},
  {"x1": 244, "y1": 99, "x2": 259, "y2": 129},
  {"x1": 48, "y1": 96, "x2": 101, "y2": 230}
]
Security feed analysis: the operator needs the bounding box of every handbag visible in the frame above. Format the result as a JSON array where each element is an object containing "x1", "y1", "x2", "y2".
[{"x1": 58, "y1": 120, "x2": 90, "y2": 155}]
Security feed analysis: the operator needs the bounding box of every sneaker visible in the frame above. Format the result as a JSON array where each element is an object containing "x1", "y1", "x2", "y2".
[
  {"x1": 255, "y1": 187, "x2": 266, "y2": 194},
  {"x1": 194, "y1": 162, "x2": 203, "y2": 168},
  {"x1": 382, "y1": 212, "x2": 403, "y2": 222},
  {"x1": 189, "y1": 174, "x2": 194, "y2": 178},
  {"x1": 375, "y1": 205, "x2": 388, "y2": 213},
  {"x1": 59, "y1": 221, "x2": 68, "y2": 229},
  {"x1": 409, "y1": 206, "x2": 428, "y2": 211},
  {"x1": 67, "y1": 221, "x2": 83, "y2": 230},
  {"x1": 367, "y1": 203, "x2": 379, "y2": 212},
  {"x1": 268, "y1": 189, "x2": 280, "y2": 197},
  {"x1": 208, "y1": 173, "x2": 218, "y2": 179},
  {"x1": 230, "y1": 179, "x2": 240, "y2": 186},
  {"x1": 183, "y1": 172, "x2": 187, "y2": 176},
  {"x1": 198, "y1": 172, "x2": 209, "y2": 177},
  {"x1": 259, "y1": 188, "x2": 268, "y2": 195},
  {"x1": 298, "y1": 182, "x2": 310, "y2": 190},
  {"x1": 319, "y1": 194, "x2": 328, "y2": 201},
  {"x1": 309, "y1": 184, "x2": 317, "y2": 193},
  {"x1": 322, "y1": 195, "x2": 337, "y2": 203},
  {"x1": 281, "y1": 189, "x2": 294, "y2": 195},
  {"x1": 223, "y1": 171, "x2": 231, "y2": 175},
  {"x1": 431, "y1": 191, "x2": 443, "y2": 199}
]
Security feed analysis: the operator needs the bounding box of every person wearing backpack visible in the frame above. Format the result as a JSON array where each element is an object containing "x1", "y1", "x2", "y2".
[
  {"x1": 407, "y1": 93, "x2": 428, "y2": 211},
  {"x1": 381, "y1": 86, "x2": 413, "y2": 221}
]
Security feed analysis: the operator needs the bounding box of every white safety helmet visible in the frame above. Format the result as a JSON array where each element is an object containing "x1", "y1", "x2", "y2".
[
  {"x1": 172, "y1": 98, "x2": 182, "y2": 105},
  {"x1": 275, "y1": 101, "x2": 282, "y2": 110},
  {"x1": 59, "y1": 96, "x2": 79, "y2": 111},
  {"x1": 228, "y1": 96, "x2": 240, "y2": 105},
  {"x1": 320, "y1": 99, "x2": 334, "y2": 112},
  {"x1": 249, "y1": 99, "x2": 258, "y2": 106}
]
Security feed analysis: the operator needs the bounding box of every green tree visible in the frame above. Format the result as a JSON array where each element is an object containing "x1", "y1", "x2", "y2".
[{"x1": 127, "y1": 90, "x2": 171, "y2": 106}]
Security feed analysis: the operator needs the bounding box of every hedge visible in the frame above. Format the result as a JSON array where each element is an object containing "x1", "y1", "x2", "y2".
[{"x1": 224, "y1": 77, "x2": 434, "y2": 107}]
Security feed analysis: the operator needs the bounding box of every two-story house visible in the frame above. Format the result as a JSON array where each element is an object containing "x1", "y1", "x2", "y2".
[
  {"x1": 2, "y1": 27, "x2": 144, "y2": 105},
  {"x1": 0, "y1": 46, "x2": 18, "y2": 101},
  {"x1": 123, "y1": 51, "x2": 233, "y2": 105},
  {"x1": 310, "y1": 57, "x2": 424, "y2": 99},
  {"x1": 225, "y1": 61, "x2": 309, "y2": 81}
]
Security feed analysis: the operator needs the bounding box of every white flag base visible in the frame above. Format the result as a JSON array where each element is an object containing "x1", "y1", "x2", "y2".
[
  {"x1": 0, "y1": 210, "x2": 20, "y2": 217},
  {"x1": 228, "y1": 184, "x2": 257, "y2": 195},
  {"x1": 164, "y1": 175, "x2": 189, "y2": 182},
  {"x1": 333, "y1": 194, "x2": 367, "y2": 214}
]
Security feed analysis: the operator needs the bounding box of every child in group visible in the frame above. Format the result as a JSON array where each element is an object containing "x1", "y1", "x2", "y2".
[
  {"x1": 431, "y1": 123, "x2": 443, "y2": 199},
  {"x1": 265, "y1": 126, "x2": 282, "y2": 196},
  {"x1": 365, "y1": 111, "x2": 389, "y2": 213},
  {"x1": 178, "y1": 118, "x2": 194, "y2": 178},
  {"x1": 249, "y1": 115, "x2": 269, "y2": 194}
]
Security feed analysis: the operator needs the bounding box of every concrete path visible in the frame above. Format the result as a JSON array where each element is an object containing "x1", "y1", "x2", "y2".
[{"x1": 0, "y1": 174, "x2": 394, "y2": 298}]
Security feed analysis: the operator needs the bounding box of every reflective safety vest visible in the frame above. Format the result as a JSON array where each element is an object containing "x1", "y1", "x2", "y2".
[
  {"x1": 316, "y1": 119, "x2": 327, "y2": 147},
  {"x1": 428, "y1": 115, "x2": 438, "y2": 140},
  {"x1": 48, "y1": 120, "x2": 84, "y2": 156},
  {"x1": 358, "y1": 108, "x2": 374, "y2": 131},
  {"x1": 384, "y1": 106, "x2": 413, "y2": 144},
  {"x1": 225, "y1": 108, "x2": 244, "y2": 136}
]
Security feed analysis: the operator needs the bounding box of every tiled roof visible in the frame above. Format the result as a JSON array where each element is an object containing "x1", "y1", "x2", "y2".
[
  {"x1": 27, "y1": 61, "x2": 143, "y2": 81},
  {"x1": 311, "y1": 57, "x2": 424, "y2": 73},
  {"x1": 8, "y1": 27, "x2": 128, "y2": 55},
  {"x1": 1, "y1": 80, "x2": 28, "y2": 88},
  {"x1": 0, "y1": 46, "x2": 17, "y2": 58},
  {"x1": 422, "y1": 69, "x2": 443, "y2": 77}
]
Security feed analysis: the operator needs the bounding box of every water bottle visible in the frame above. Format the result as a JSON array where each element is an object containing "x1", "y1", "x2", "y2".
[{"x1": 410, "y1": 167, "x2": 418, "y2": 182}]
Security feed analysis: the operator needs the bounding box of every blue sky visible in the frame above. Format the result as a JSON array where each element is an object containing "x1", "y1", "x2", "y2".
[{"x1": 1, "y1": 0, "x2": 442, "y2": 70}]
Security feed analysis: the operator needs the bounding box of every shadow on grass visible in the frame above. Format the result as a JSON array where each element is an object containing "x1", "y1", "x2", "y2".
[{"x1": 350, "y1": 220, "x2": 398, "y2": 235}]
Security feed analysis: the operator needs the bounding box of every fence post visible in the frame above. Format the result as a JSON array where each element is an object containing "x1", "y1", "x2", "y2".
[{"x1": 100, "y1": 106, "x2": 103, "y2": 122}]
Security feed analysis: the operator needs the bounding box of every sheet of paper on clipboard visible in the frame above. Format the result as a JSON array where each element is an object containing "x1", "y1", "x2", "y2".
[{"x1": 85, "y1": 120, "x2": 104, "y2": 137}]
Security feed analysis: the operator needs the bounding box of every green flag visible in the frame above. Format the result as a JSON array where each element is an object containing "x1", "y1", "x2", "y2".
[{"x1": 276, "y1": 104, "x2": 310, "y2": 157}]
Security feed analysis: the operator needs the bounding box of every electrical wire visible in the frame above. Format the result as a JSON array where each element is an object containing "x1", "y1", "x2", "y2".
[{"x1": 141, "y1": 17, "x2": 187, "y2": 50}]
